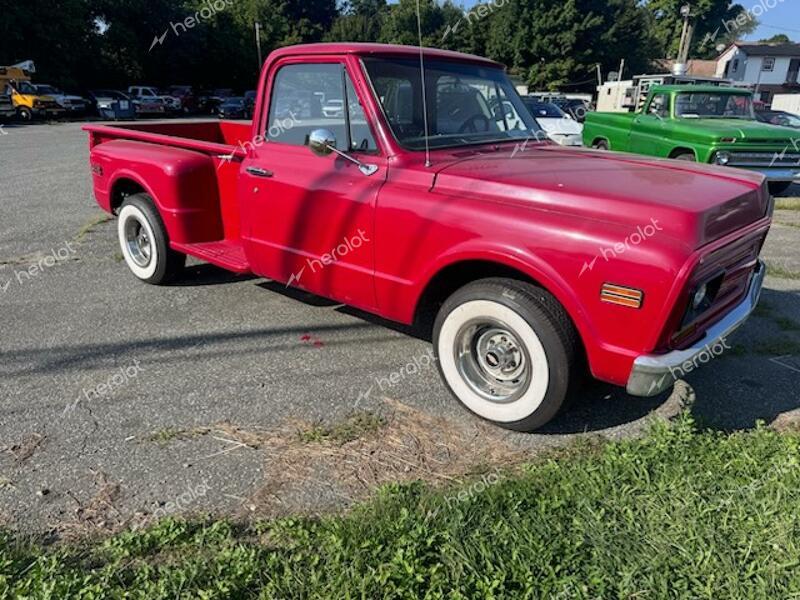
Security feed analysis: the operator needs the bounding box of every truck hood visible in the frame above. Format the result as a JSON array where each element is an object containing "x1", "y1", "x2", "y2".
[
  {"x1": 431, "y1": 145, "x2": 768, "y2": 249},
  {"x1": 678, "y1": 118, "x2": 800, "y2": 144}
]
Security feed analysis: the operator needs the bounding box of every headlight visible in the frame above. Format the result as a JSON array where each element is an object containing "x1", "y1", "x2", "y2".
[
  {"x1": 692, "y1": 283, "x2": 708, "y2": 309},
  {"x1": 714, "y1": 151, "x2": 731, "y2": 166},
  {"x1": 682, "y1": 274, "x2": 724, "y2": 327}
]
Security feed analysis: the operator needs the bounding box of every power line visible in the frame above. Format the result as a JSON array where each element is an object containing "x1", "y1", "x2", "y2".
[{"x1": 757, "y1": 23, "x2": 800, "y2": 35}]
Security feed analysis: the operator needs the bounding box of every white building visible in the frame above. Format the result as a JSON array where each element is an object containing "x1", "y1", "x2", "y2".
[{"x1": 716, "y1": 42, "x2": 800, "y2": 105}]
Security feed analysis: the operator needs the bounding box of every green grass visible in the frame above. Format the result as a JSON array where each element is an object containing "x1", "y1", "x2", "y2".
[
  {"x1": 766, "y1": 261, "x2": 800, "y2": 281},
  {"x1": 74, "y1": 214, "x2": 112, "y2": 243},
  {"x1": 296, "y1": 411, "x2": 386, "y2": 445},
  {"x1": 3, "y1": 414, "x2": 800, "y2": 599},
  {"x1": 776, "y1": 197, "x2": 800, "y2": 211},
  {"x1": 146, "y1": 426, "x2": 210, "y2": 445}
]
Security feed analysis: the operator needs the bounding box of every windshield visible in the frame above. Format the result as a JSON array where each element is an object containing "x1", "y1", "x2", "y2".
[
  {"x1": 765, "y1": 112, "x2": 800, "y2": 128},
  {"x1": 675, "y1": 93, "x2": 754, "y2": 119},
  {"x1": 16, "y1": 81, "x2": 37, "y2": 94},
  {"x1": 364, "y1": 57, "x2": 541, "y2": 150},
  {"x1": 36, "y1": 85, "x2": 60, "y2": 95},
  {"x1": 522, "y1": 99, "x2": 566, "y2": 119}
]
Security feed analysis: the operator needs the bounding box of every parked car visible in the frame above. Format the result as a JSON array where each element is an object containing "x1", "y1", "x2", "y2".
[
  {"x1": 33, "y1": 84, "x2": 89, "y2": 115},
  {"x1": 552, "y1": 98, "x2": 590, "y2": 123},
  {"x1": 167, "y1": 85, "x2": 196, "y2": 113},
  {"x1": 522, "y1": 98, "x2": 583, "y2": 146},
  {"x1": 157, "y1": 89, "x2": 183, "y2": 114},
  {"x1": 87, "y1": 90, "x2": 137, "y2": 120},
  {"x1": 756, "y1": 109, "x2": 800, "y2": 129},
  {"x1": 198, "y1": 89, "x2": 234, "y2": 116},
  {"x1": 84, "y1": 43, "x2": 771, "y2": 431},
  {"x1": 322, "y1": 98, "x2": 344, "y2": 118},
  {"x1": 217, "y1": 97, "x2": 253, "y2": 120},
  {"x1": 128, "y1": 86, "x2": 177, "y2": 114},
  {"x1": 584, "y1": 85, "x2": 800, "y2": 195}
]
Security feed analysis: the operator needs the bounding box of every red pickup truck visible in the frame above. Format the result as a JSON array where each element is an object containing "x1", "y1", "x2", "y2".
[{"x1": 84, "y1": 43, "x2": 771, "y2": 431}]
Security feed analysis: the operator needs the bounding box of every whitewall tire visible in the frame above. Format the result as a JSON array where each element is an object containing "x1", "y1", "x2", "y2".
[
  {"x1": 117, "y1": 193, "x2": 185, "y2": 285},
  {"x1": 433, "y1": 278, "x2": 579, "y2": 431}
]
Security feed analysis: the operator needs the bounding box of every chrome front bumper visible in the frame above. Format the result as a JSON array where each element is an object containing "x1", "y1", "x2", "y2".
[
  {"x1": 747, "y1": 167, "x2": 800, "y2": 182},
  {"x1": 626, "y1": 260, "x2": 766, "y2": 397}
]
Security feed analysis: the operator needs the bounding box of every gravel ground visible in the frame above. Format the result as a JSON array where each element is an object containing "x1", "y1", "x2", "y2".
[{"x1": 1, "y1": 120, "x2": 799, "y2": 537}]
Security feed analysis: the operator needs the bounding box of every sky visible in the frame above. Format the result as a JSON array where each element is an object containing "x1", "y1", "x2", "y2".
[
  {"x1": 741, "y1": 1, "x2": 800, "y2": 42},
  {"x1": 454, "y1": 1, "x2": 800, "y2": 43}
]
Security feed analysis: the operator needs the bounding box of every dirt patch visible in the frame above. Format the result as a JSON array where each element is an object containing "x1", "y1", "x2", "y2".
[
  {"x1": 2, "y1": 433, "x2": 45, "y2": 463},
  {"x1": 215, "y1": 399, "x2": 545, "y2": 518},
  {"x1": 57, "y1": 471, "x2": 140, "y2": 541}
]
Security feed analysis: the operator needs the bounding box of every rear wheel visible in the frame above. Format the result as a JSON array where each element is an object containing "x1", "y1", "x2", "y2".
[
  {"x1": 433, "y1": 278, "x2": 579, "y2": 432},
  {"x1": 118, "y1": 193, "x2": 185, "y2": 285},
  {"x1": 593, "y1": 139, "x2": 609, "y2": 150},
  {"x1": 16, "y1": 107, "x2": 32, "y2": 122},
  {"x1": 768, "y1": 182, "x2": 793, "y2": 196}
]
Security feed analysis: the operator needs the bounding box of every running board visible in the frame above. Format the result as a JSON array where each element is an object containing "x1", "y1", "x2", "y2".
[{"x1": 172, "y1": 240, "x2": 251, "y2": 273}]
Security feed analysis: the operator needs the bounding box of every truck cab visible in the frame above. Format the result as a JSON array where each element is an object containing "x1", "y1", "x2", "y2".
[{"x1": 584, "y1": 85, "x2": 800, "y2": 195}]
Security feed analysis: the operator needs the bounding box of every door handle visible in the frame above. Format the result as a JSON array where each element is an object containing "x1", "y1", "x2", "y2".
[{"x1": 246, "y1": 167, "x2": 273, "y2": 178}]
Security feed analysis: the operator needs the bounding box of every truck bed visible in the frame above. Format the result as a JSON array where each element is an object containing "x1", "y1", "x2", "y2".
[
  {"x1": 84, "y1": 120, "x2": 252, "y2": 159},
  {"x1": 84, "y1": 120, "x2": 255, "y2": 271}
]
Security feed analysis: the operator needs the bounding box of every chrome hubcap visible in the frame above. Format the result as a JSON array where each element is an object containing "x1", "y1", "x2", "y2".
[
  {"x1": 455, "y1": 320, "x2": 531, "y2": 403},
  {"x1": 124, "y1": 217, "x2": 152, "y2": 268}
]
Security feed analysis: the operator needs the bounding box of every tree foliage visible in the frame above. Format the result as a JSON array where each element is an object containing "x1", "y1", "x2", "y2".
[{"x1": 0, "y1": 0, "x2": 786, "y2": 92}]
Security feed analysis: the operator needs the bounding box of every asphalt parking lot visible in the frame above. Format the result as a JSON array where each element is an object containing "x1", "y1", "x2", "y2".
[{"x1": 2, "y1": 120, "x2": 800, "y2": 537}]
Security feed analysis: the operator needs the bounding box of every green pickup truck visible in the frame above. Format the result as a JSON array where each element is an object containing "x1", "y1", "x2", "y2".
[{"x1": 584, "y1": 85, "x2": 800, "y2": 195}]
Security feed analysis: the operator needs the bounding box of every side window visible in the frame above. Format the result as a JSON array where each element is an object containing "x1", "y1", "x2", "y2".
[
  {"x1": 267, "y1": 63, "x2": 347, "y2": 150},
  {"x1": 648, "y1": 94, "x2": 670, "y2": 119},
  {"x1": 344, "y1": 73, "x2": 377, "y2": 152}
]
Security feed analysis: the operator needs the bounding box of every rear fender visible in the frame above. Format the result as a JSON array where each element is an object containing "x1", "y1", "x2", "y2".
[{"x1": 91, "y1": 140, "x2": 223, "y2": 244}]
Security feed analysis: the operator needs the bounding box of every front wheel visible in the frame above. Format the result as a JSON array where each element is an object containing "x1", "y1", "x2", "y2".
[
  {"x1": 16, "y1": 107, "x2": 32, "y2": 122},
  {"x1": 769, "y1": 181, "x2": 793, "y2": 197},
  {"x1": 118, "y1": 193, "x2": 185, "y2": 285},
  {"x1": 433, "y1": 278, "x2": 579, "y2": 432}
]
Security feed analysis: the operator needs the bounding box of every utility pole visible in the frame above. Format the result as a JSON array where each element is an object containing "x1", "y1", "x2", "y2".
[
  {"x1": 676, "y1": 4, "x2": 695, "y2": 74},
  {"x1": 255, "y1": 22, "x2": 263, "y2": 70}
]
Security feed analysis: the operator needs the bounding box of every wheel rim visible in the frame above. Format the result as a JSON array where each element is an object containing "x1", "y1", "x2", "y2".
[
  {"x1": 454, "y1": 319, "x2": 532, "y2": 404},
  {"x1": 123, "y1": 217, "x2": 152, "y2": 268}
]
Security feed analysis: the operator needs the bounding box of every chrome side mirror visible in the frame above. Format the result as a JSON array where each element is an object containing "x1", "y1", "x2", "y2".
[
  {"x1": 306, "y1": 127, "x2": 379, "y2": 177},
  {"x1": 308, "y1": 129, "x2": 336, "y2": 157}
]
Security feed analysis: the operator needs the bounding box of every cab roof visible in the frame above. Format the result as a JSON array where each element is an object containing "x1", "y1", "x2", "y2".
[
  {"x1": 651, "y1": 84, "x2": 752, "y2": 95},
  {"x1": 266, "y1": 43, "x2": 503, "y2": 68}
]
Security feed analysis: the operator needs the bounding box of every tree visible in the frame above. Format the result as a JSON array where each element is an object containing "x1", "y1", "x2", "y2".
[
  {"x1": 643, "y1": 0, "x2": 756, "y2": 59},
  {"x1": 759, "y1": 34, "x2": 791, "y2": 44},
  {"x1": 484, "y1": 0, "x2": 656, "y2": 90}
]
